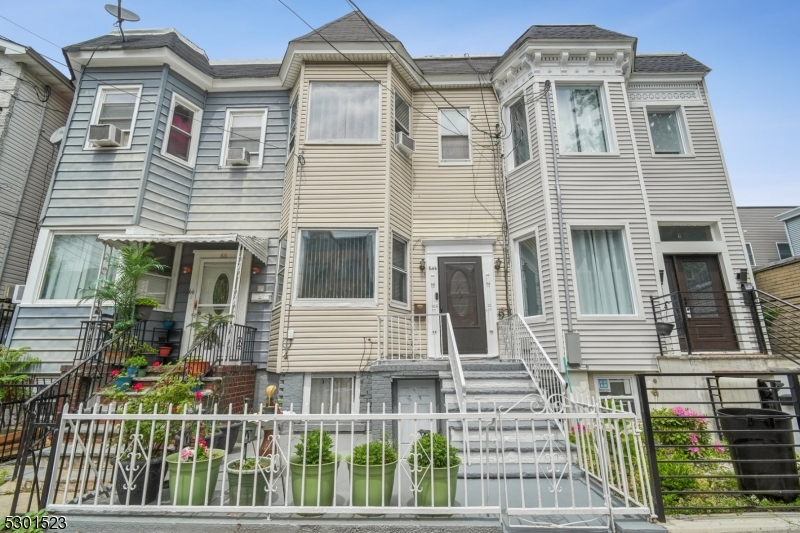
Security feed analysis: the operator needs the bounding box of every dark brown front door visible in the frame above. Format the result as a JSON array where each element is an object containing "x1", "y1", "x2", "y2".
[
  {"x1": 664, "y1": 255, "x2": 738, "y2": 351},
  {"x1": 438, "y1": 257, "x2": 488, "y2": 355}
]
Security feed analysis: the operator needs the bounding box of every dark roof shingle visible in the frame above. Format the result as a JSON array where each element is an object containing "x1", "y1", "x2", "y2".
[
  {"x1": 414, "y1": 56, "x2": 500, "y2": 76},
  {"x1": 634, "y1": 54, "x2": 710, "y2": 73},
  {"x1": 211, "y1": 63, "x2": 281, "y2": 79},
  {"x1": 292, "y1": 12, "x2": 398, "y2": 43}
]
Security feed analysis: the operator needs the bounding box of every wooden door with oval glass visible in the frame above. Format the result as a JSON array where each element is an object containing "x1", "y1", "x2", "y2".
[
  {"x1": 438, "y1": 257, "x2": 487, "y2": 355},
  {"x1": 185, "y1": 257, "x2": 237, "y2": 349}
]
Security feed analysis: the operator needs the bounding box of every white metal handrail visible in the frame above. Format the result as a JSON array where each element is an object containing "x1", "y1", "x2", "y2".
[
  {"x1": 377, "y1": 313, "x2": 445, "y2": 360},
  {"x1": 443, "y1": 314, "x2": 466, "y2": 413}
]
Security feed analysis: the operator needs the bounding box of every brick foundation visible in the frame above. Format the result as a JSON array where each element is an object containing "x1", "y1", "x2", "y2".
[{"x1": 208, "y1": 364, "x2": 258, "y2": 413}]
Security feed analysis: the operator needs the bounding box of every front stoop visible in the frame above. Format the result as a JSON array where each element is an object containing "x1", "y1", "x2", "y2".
[{"x1": 663, "y1": 512, "x2": 800, "y2": 533}]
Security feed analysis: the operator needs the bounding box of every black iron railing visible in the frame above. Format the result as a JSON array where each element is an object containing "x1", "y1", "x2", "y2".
[
  {"x1": 0, "y1": 301, "x2": 15, "y2": 345},
  {"x1": 637, "y1": 372, "x2": 800, "y2": 521},
  {"x1": 227, "y1": 323, "x2": 256, "y2": 363},
  {"x1": 179, "y1": 322, "x2": 255, "y2": 379},
  {"x1": 0, "y1": 381, "x2": 53, "y2": 462}
]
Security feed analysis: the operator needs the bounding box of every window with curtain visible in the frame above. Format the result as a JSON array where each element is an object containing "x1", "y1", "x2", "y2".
[
  {"x1": 93, "y1": 87, "x2": 139, "y2": 147},
  {"x1": 275, "y1": 238, "x2": 287, "y2": 304},
  {"x1": 307, "y1": 83, "x2": 379, "y2": 142},
  {"x1": 225, "y1": 110, "x2": 266, "y2": 165},
  {"x1": 395, "y1": 93, "x2": 410, "y2": 135},
  {"x1": 164, "y1": 95, "x2": 201, "y2": 163},
  {"x1": 555, "y1": 86, "x2": 609, "y2": 153},
  {"x1": 572, "y1": 229, "x2": 635, "y2": 315},
  {"x1": 509, "y1": 98, "x2": 530, "y2": 167},
  {"x1": 439, "y1": 108, "x2": 470, "y2": 162},
  {"x1": 297, "y1": 230, "x2": 375, "y2": 300},
  {"x1": 309, "y1": 376, "x2": 355, "y2": 414},
  {"x1": 136, "y1": 243, "x2": 178, "y2": 308},
  {"x1": 392, "y1": 236, "x2": 408, "y2": 304},
  {"x1": 648, "y1": 109, "x2": 685, "y2": 154},
  {"x1": 40, "y1": 235, "x2": 105, "y2": 300},
  {"x1": 517, "y1": 236, "x2": 542, "y2": 316}
]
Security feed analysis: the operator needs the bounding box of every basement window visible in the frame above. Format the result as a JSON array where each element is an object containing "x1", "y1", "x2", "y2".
[{"x1": 304, "y1": 374, "x2": 357, "y2": 414}]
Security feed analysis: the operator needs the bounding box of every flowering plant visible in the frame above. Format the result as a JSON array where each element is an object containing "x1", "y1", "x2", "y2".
[
  {"x1": 132, "y1": 382, "x2": 144, "y2": 392},
  {"x1": 651, "y1": 406, "x2": 725, "y2": 457},
  {"x1": 180, "y1": 438, "x2": 210, "y2": 462},
  {"x1": 153, "y1": 361, "x2": 161, "y2": 367}
]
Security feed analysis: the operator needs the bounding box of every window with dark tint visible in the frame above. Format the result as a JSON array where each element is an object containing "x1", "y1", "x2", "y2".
[
  {"x1": 517, "y1": 237, "x2": 541, "y2": 316},
  {"x1": 395, "y1": 93, "x2": 410, "y2": 135},
  {"x1": 391, "y1": 236, "x2": 408, "y2": 304},
  {"x1": 166, "y1": 103, "x2": 195, "y2": 161},
  {"x1": 509, "y1": 98, "x2": 530, "y2": 167},
  {"x1": 658, "y1": 225, "x2": 712, "y2": 242},
  {"x1": 777, "y1": 242, "x2": 793, "y2": 260},
  {"x1": 297, "y1": 230, "x2": 375, "y2": 299}
]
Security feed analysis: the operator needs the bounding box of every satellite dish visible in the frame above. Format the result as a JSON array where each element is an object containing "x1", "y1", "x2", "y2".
[
  {"x1": 104, "y1": 3, "x2": 140, "y2": 22},
  {"x1": 49, "y1": 126, "x2": 65, "y2": 145}
]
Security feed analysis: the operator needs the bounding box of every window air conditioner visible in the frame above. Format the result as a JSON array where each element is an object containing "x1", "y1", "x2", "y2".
[
  {"x1": 227, "y1": 147, "x2": 251, "y2": 166},
  {"x1": 88, "y1": 124, "x2": 123, "y2": 147},
  {"x1": 11, "y1": 285, "x2": 25, "y2": 304},
  {"x1": 395, "y1": 131, "x2": 415, "y2": 155}
]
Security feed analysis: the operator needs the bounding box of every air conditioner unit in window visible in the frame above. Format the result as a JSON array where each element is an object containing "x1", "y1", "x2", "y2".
[
  {"x1": 88, "y1": 124, "x2": 123, "y2": 147},
  {"x1": 11, "y1": 285, "x2": 25, "y2": 304},
  {"x1": 227, "y1": 147, "x2": 251, "y2": 166},
  {"x1": 395, "y1": 131, "x2": 415, "y2": 155}
]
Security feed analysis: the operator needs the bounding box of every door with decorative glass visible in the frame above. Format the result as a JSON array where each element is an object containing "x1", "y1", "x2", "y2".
[
  {"x1": 184, "y1": 255, "x2": 237, "y2": 351},
  {"x1": 437, "y1": 256, "x2": 488, "y2": 355}
]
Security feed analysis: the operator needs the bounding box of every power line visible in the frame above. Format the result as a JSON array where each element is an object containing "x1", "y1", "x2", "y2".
[
  {"x1": 0, "y1": 87, "x2": 67, "y2": 115},
  {"x1": 0, "y1": 14, "x2": 63, "y2": 50}
]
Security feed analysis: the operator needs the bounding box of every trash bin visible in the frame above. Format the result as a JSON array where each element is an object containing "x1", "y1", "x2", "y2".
[{"x1": 718, "y1": 407, "x2": 799, "y2": 502}]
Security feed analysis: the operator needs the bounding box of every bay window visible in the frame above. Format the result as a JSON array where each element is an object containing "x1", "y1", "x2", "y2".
[
  {"x1": 555, "y1": 86, "x2": 610, "y2": 153},
  {"x1": 517, "y1": 236, "x2": 542, "y2": 316},
  {"x1": 307, "y1": 82, "x2": 380, "y2": 142},
  {"x1": 40, "y1": 235, "x2": 105, "y2": 300},
  {"x1": 296, "y1": 230, "x2": 375, "y2": 301},
  {"x1": 508, "y1": 98, "x2": 530, "y2": 167},
  {"x1": 572, "y1": 228, "x2": 635, "y2": 315},
  {"x1": 163, "y1": 94, "x2": 202, "y2": 165}
]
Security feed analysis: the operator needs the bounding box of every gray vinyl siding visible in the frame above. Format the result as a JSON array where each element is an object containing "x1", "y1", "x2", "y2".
[
  {"x1": 787, "y1": 217, "x2": 800, "y2": 256},
  {"x1": 186, "y1": 90, "x2": 289, "y2": 235},
  {"x1": 737, "y1": 207, "x2": 795, "y2": 266},
  {"x1": 7, "y1": 305, "x2": 89, "y2": 373}
]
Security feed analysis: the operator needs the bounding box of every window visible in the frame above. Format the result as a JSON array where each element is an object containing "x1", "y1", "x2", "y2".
[
  {"x1": 391, "y1": 235, "x2": 408, "y2": 304},
  {"x1": 745, "y1": 243, "x2": 756, "y2": 267},
  {"x1": 777, "y1": 242, "x2": 793, "y2": 260},
  {"x1": 658, "y1": 225, "x2": 712, "y2": 242},
  {"x1": 307, "y1": 82, "x2": 379, "y2": 142},
  {"x1": 297, "y1": 230, "x2": 375, "y2": 300},
  {"x1": 221, "y1": 109, "x2": 268, "y2": 167},
  {"x1": 555, "y1": 86, "x2": 609, "y2": 153},
  {"x1": 275, "y1": 238, "x2": 287, "y2": 304},
  {"x1": 137, "y1": 243, "x2": 180, "y2": 309},
  {"x1": 88, "y1": 86, "x2": 141, "y2": 149},
  {"x1": 597, "y1": 377, "x2": 636, "y2": 412},
  {"x1": 395, "y1": 93, "x2": 410, "y2": 135},
  {"x1": 163, "y1": 94, "x2": 202, "y2": 165},
  {"x1": 508, "y1": 98, "x2": 530, "y2": 167},
  {"x1": 288, "y1": 99, "x2": 297, "y2": 153},
  {"x1": 648, "y1": 109, "x2": 686, "y2": 154},
  {"x1": 308, "y1": 375, "x2": 356, "y2": 414},
  {"x1": 40, "y1": 235, "x2": 105, "y2": 300},
  {"x1": 572, "y1": 228, "x2": 635, "y2": 315},
  {"x1": 517, "y1": 236, "x2": 542, "y2": 316},
  {"x1": 439, "y1": 108, "x2": 471, "y2": 162}
]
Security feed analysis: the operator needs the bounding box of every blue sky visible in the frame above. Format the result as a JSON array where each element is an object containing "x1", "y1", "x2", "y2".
[{"x1": 2, "y1": 0, "x2": 797, "y2": 206}]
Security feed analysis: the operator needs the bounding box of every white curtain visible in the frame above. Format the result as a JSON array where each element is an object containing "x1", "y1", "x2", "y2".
[
  {"x1": 310, "y1": 377, "x2": 353, "y2": 414},
  {"x1": 307, "y1": 83, "x2": 379, "y2": 141},
  {"x1": 556, "y1": 87, "x2": 608, "y2": 153},
  {"x1": 572, "y1": 229, "x2": 634, "y2": 314}
]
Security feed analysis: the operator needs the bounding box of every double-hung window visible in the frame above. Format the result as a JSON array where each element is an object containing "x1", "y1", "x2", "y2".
[
  {"x1": 137, "y1": 243, "x2": 180, "y2": 310},
  {"x1": 307, "y1": 82, "x2": 380, "y2": 142},
  {"x1": 508, "y1": 98, "x2": 530, "y2": 168},
  {"x1": 395, "y1": 93, "x2": 410, "y2": 135},
  {"x1": 391, "y1": 235, "x2": 408, "y2": 305},
  {"x1": 517, "y1": 236, "x2": 542, "y2": 316},
  {"x1": 555, "y1": 86, "x2": 610, "y2": 153},
  {"x1": 275, "y1": 238, "x2": 287, "y2": 304},
  {"x1": 307, "y1": 375, "x2": 356, "y2": 414},
  {"x1": 296, "y1": 230, "x2": 375, "y2": 301},
  {"x1": 597, "y1": 377, "x2": 636, "y2": 412},
  {"x1": 39, "y1": 235, "x2": 105, "y2": 300},
  {"x1": 221, "y1": 109, "x2": 268, "y2": 167},
  {"x1": 88, "y1": 86, "x2": 141, "y2": 149},
  {"x1": 648, "y1": 109, "x2": 687, "y2": 154},
  {"x1": 571, "y1": 228, "x2": 635, "y2": 315},
  {"x1": 288, "y1": 99, "x2": 297, "y2": 154},
  {"x1": 163, "y1": 94, "x2": 202, "y2": 165},
  {"x1": 439, "y1": 108, "x2": 471, "y2": 163}
]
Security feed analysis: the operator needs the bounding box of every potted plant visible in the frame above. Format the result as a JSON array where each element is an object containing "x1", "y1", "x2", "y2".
[
  {"x1": 134, "y1": 297, "x2": 160, "y2": 321},
  {"x1": 134, "y1": 341, "x2": 159, "y2": 367},
  {"x1": 408, "y1": 432, "x2": 461, "y2": 507},
  {"x1": 111, "y1": 369, "x2": 132, "y2": 390},
  {"x1": 290, "y1": 429, "x2": 341, "y2": 507},
  {"x1": 158, "y1": 344, "x2": 172, "y2": 357},
  {"x1": 227, "y1": 457, "x2": 271, "y2": 506},
  {"x1": 166, "y1": 438, "x2": 225, "y2": 505},
  {"x1": 163, "y1": 313, "x2": 175, "y2": 330},
  {"x1": 124, "y1": 355, "x2": 148, "y2": 378},
  {"x1": 346, "y1": 436, "x2": 398, "y2": 506},
  {"x1": 185, "y1": 354, "x2": 210, "y2": 378}
]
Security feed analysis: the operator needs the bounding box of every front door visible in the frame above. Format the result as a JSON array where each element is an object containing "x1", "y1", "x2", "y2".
[
  {"x1": 397, "y1": 379, "x2": 436, "y2": 456},
  {"x1": 185, "y1": 257, "x2": 237, "y2": 349},
  {"x1": 664, "y1": 255, "x2": 738, "y2": 351},
  {"x1": 438, "y1": 256, "x2": 488, "y2": 355}
]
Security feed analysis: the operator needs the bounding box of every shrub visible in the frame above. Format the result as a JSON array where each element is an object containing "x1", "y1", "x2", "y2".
[
  {"x1": 351, "y1": 437, "x2": 398, "y2": 466},
  {"x1": 651, "y1": 406, "x2": 723, "y2": 457},
  {"x1": 229, "y1": 457, "x2": 270, "y2": 472},
  {"x1": 658, "y1": 452, "x2": 701, "y2": 505},
  {"x1": 407, "y1": 433, "x2": 460, "y2": 469},
  {"x1": 295, "y1": 429, "x2": 335, "y2": 465}
]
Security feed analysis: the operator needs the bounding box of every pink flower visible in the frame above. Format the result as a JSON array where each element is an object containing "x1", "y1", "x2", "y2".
[
  {"x1": 672, "y1": 406, "x2": 685, "y2": 416},
  {"x1": 153, "y1": 361, "x2": 161, "y2": 367},
  {"x1": 132, "y1": 383, "x2": 144, "y2": 391},
  {"x1": 96, "y1": 387, "x2": 101, "y2": 392},
  {"x1": 195, "y1": 390, "x2": 203, "y2": 401},
  {"x1": 688, "y1": 446, "x2": 700, "y2": 454},
  {"x1": 111, "y1": 369, "x2": 120, "y2": 377},
  {"x1": 714, "y1": 443, "x2": 725, "y2": 454},
  {"x1": 689, "y1": 433, "x2": 698, "y2": 444},
  {"x1": 180, "y1": 447, "x2": 194, "y2": 461}
]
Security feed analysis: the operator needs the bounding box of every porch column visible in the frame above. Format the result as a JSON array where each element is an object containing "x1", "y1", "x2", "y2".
[{"x1": 225, "y1": 243, "x2": 245, "y2": 363}]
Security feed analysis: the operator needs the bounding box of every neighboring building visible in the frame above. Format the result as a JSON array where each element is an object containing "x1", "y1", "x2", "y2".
[
  {"x1": 0, "y1": 37, "x2": 73, "y2": 303},
  {"x1": 777, "y1": 206, "x2": 800, "y2": 258},
  {"x1": 738, "y1": 206, "x2": 796, "y2": 266}
]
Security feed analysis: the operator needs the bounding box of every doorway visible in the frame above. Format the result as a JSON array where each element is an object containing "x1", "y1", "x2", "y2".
[
  {"x1": 438, "y1": 256, "x2": 488, "y2": 355},
  {"x1": 396, "y1": 379, "x2": 437, "y2": 456},
  {"x1": 664, "y1": 255, "x2": 738, "y2": 351}
]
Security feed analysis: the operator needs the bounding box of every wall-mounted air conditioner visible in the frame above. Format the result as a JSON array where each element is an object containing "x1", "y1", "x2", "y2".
[
  {"x1": 227, "y1": 147, "x2": 251, "y2": 166},
  {"x1": 11, "y1": 285, "x2": 25, "y2": 304},
  {"x1": 88, "y1": 124, "x2": 123, "y2": 147},
  {"x1": 395, "y1": 131, "x2": 415, "y2": 155}
]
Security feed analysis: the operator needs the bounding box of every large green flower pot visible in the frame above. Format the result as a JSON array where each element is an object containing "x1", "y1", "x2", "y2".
[
  {"x1": 416, "y1": 463, "x2": 460, "y2": 507},
  {"x1": 345, "y1": 456, "x2": 397, "y2": 506},
  {"x1": 166, "y1": 449, "x2": 224, "y2": 505},
  {"x1": 227, "y1": 460, "x2": 270, "y2": 506},
  {"x1": 289, "y1": 454, "x2": 341, "y2": 507}
]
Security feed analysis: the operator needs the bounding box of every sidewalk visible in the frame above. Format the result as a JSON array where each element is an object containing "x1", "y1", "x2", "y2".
[{"x1": 664, "y1": 513, "x2": 800, "y2": 533}]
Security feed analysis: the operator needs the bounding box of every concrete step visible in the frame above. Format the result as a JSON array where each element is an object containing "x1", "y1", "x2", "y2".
[
  {"x1": 440, "y1": 370, "x2": 532, "y2": 380},
  {"x1": 447, "y1": 419, "x2": 562, "y2": 431},
  {"x1": 449, "y1": 428, "x2": 568, "y2": 445}
]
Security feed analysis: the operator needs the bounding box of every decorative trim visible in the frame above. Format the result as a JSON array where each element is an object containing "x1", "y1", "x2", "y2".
[{"x1": 627, "y1": 82, "x2": 702, "y2": 104}]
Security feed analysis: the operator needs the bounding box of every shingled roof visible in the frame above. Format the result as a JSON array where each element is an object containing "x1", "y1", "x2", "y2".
[
  {"x1": 291, "y1": 11, "x2": 399, "y2": 43},
  {"x1": 414, "y1": 56, "x2": 500, "y2": 76},
  {"x1": 633, "y1": 54, "x2": 710, "y2": 74}
]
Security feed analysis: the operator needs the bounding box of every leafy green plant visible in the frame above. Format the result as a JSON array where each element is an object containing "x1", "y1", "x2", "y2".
[
  {"x1": 351, "y1": 436, "x2": 398, "y2": 466},
  {"x1": 0, "y1": 345, "x2": 39, "y2": 401},
  {"x1": 188, "y1": 313, "x2": 233, "y2": 346},
  {"x1": 163, "y1": 313, "x2": 174, "y2": 321},
  {"x1": 229, "y1": 457, "x2": 270, "y2": 472},
  {"x1": 657, "y1": 450, "x2": 701, "y2": 506},
  {"x1": 407, "y1": 433, "x2": 460, "y2": 468},
  {"x1": 124, "y1": 355, "x2": 148, "y2": 368},
  {"x1": 294, "y1": 429, "x2": 335, "y2": 465},
  {"x1": 651, "y1": 406, "x2": 724, "y2": 458},
  {"x1": 135, "y1": 297, "x2": 160, "y2": 308}
]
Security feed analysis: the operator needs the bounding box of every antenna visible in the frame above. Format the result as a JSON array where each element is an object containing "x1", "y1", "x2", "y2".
[{"x1": 104, "y1": 1, "x2": 140, "y2": 42}]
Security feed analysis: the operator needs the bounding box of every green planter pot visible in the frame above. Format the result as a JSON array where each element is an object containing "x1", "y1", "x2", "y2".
[
  {"x1": 289, "y1": 454, "x2": 341, "y2": 507},
  {"x1": 226, "y1": 460, "x2": 270, "y2": 506},
  {"x1": 166, "y1": 449, "x2": 224, "y2": 505},
  {"x1": 345, "y1": 456, "x2": 397, "y2": 506},
  {"x1": 136, "y1": 368, "x2": 147, "y2": 378},
  {"x1": 416, "y1": 463, "x2": 460, "y2": 507}
]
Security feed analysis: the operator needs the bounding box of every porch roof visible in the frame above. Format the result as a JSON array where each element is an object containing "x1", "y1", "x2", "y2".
[{"x1": 97, "y1": 233, "x2": 270, "y2": 264}]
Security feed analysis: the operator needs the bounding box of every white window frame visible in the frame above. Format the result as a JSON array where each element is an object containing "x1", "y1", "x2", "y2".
[
  {"x1": 219, "y1": 107, "x2": 269, "y2": 168},
  {"x1": 505, "y1": 95, "x2": 532, "y2": 171},
  {"x1": 777, "y1": 242, "x2": 793, "y2": 260},
  {"x1": 34, "y1": 230, "x2": 108, "y2": 305},
  {"x1": 390, "y1": 233, "x2": 410, "y2": 309},
  {"x1": 394, "y1": 92, "x2": 411, "y2": 135},
  {"x1": 439, "y1": 108, "x2": 472, "y2": 165},
  {"x1": 512, "y1": 229, "x2": 545, "y2": 321},
  {"x1": 304, "y1": 82, "x2": 381, "y2": 145},
  {"x1": 287, "y1": 98, "x2": 298, "y2": 158},
  {"x1": 85, "y1": 85, "x2": 143, "y2": 151},
  {"x1": 644, "y1": 105, "x2": 693, "y2": 157},
  {"x1": 274, "y1": 236, "x2": 287, "y2": 306},
  {"x1": 137, "y1": 243, "x2": 182, "y2": 312},
  {"x1": 595, "y1": 375, "x2": 639, "y2": 413},
  {"x1": 302, "y1": 373, "x2": 360, "y2": 414},
  {"x1": 553, "y1": 82, "x2": 616, "y2": 155},
  {"x1": 161, "y1": 93, "x2": 203, "y2": 167},
  {"x1": 292, "y1": 228, "x2": 379, "y2": 308},
  {"x1": 567, "y1": 223, "x2": 640, "y2": 319},
  {"x1": 745, "y1": 242, "x2": 756, "y2": 267}
]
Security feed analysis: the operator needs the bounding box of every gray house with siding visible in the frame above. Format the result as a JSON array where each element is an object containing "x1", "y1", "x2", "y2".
[{"x1": 737, "y1": 206, "x2": 796, "y2": 267}]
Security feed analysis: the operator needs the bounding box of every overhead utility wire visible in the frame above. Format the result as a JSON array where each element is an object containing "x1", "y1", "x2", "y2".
[{"x1": 0, "y1": 87, "x2": 66, "y2": 115}]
